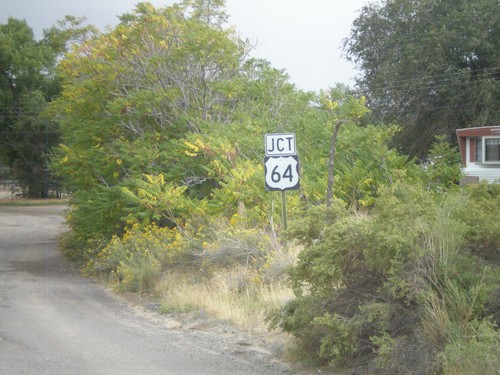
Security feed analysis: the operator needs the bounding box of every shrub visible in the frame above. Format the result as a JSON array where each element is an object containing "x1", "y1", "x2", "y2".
[
  {"x1": 424, "y1": 135, "x2": 462, "y2": 192},
  {"x1": 371, "y1": 333, "x2": 437, "y2": 375},
  {"x1": 90, "y1": 224, "x2": 190, "y2": 294},
  {"x1": 313, "y1": 303, "x2": 390, "y2": 368},
  {"x1": 438, "y1": 319, "x2": 500, "y2": 375},
  {"x1": 286, "y1": 199, "x2": 348, "y2": 247},
  {"x1": 200, "y1": 225, "x2": 270, "y2": 269},
  {"x1": 456, "y1": 182, "x2": 500, "y2": 260},
  {"x1": 197, "y1": 216, "x2": 284, "y2": 276},
  {"x1": 268, "y1": 295, "x2": 331, "y2": 365},
  {"x1": 273, "y1": 182, "x2": 499, "y2": 371}
]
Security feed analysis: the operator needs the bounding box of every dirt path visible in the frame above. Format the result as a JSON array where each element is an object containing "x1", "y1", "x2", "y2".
[{"x1": 0, "y1": 205, "x2": 304, "y2": 375}]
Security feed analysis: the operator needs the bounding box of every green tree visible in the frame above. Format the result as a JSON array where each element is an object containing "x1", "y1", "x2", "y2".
[
  {"x1": 51, "y1": 2, "x2": 253, "y2": 249},
  {"x1": 344, "y1": 0, "x2": 499, "y2": 159},
  {"x1": 0, "y1": 16, "x2": 95, "y2": 197},
  {"x1": 6, "y1": 92, "x2": 59, "y2": 196},
  {"x1": 318, "y1": 85, "x2": 369, "y2": 206},
  {"x1": 295, "y1": 85, "x2": 415, "y2": 210},
  {"x1": 53, "y1": 1, "x2": 427, "y2": 264},
  {"x1": 424, "y1": 135, "x2": 462, "y2": 192},
  {"x1": 182, "y1": 0, "x2": 228, "y2": 26}
]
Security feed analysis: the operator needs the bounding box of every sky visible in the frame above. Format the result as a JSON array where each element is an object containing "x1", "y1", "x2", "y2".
[{"x1": 1, "y1": 0, "x2": 368, "y2": 93}]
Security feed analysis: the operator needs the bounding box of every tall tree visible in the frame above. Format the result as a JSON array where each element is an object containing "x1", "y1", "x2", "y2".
[
  {"x1": 182, "y1": 0, "x2": 228, "y2": 27},
  {"x1": 51, "y1": 2, "x2": 251, "y2": 245},
  {"x1": 0, "y1": 17, "x2": 95, "y2": 197},
  {"x1": 319, "y1": 85, "x2": 368, "y2": 206},
  {"x1": 344, "y1": 0, "x2": 499, "y2": 159}
]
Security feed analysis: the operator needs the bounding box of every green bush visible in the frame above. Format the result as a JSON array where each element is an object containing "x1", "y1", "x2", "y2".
[
  {"x1": 313, "y1": 303, "x2": 390, "y2": 367},
  {"x1": 456, "y1": 182, "x2": 500, "y2": 260},
  {"x1": 268, "y1": 295, "x2": 332, "y2": 365},
  {"x1": 273, "y1": 182, "x2": 499, "y2": 371},
  {"x1": 90, "y1": 224, "x2": 189, "y2": 294},
  {"x1": 420, "y1": 274, "x2": 488, "y2": 347},
  {"x1": 438, "y1": 319, "x2": 500, "y2": 375}
]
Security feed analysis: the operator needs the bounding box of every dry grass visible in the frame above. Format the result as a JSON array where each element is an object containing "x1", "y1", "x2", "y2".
[
  {"x1": 158, "y1": 265, "x2": 294, "y2": 333},
  {"x1": 157, "y1": 233, "x2": 301, "y2": 334}
]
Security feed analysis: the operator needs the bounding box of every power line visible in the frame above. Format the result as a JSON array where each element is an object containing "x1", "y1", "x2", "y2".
[
  {"x1": 364, "y1": 67, "x2": 497, "y2": 89},
  {"x1": 0, "y1": 133, "x2": 56, "y2": 135}
]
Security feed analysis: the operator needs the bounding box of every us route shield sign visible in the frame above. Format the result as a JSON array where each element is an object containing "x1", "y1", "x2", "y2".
[{"x1": 264, "y1": 155, "x2": 300, "y2": 191}]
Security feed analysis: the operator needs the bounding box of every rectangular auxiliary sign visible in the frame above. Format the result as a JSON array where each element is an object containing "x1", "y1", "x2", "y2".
[{"x1": 265, "y1": 133, "x2": 296, "y2": 156}]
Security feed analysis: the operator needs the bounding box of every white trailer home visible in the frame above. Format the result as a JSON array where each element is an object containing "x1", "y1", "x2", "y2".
[{"x1": 456, "y1": 126, "x2": 500, "y2": 184}]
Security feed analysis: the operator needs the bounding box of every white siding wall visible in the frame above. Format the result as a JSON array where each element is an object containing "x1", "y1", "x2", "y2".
[
  {"x1": 463, "y1": 163, "x2": 500, "y2": 183},
  {"x1": 463, "y1": 137, "x2": 500, "y2": 183}
]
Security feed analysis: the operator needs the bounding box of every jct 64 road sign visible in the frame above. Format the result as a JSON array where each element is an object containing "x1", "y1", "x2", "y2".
[{"x1": 264, "y1": 155, "x2": 300, "y2": 191}]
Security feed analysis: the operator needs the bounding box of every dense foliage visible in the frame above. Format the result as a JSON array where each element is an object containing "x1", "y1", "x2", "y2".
[
  {"x1": 273, "y1": 182, "x2": 499, "y2": 373},
  {"x1": 344, "y1": 0, "x2": 499, "y2": 158},
  {"x1": 0, "y1": 16, "x2": 95, "y2": 196},
  {"x1": 51, "y1": 2, "x2": 394, "y2": 254},
  {"x1": 4, "y1": 1, "x2": 498, "y2": 373}
]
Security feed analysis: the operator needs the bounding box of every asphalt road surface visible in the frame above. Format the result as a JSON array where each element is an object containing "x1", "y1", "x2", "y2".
[{"x1": 0, "y1": 205, "x2": 300, "y2": 375}]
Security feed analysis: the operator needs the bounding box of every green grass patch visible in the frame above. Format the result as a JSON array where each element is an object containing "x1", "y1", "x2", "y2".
[{"x1": 0, "y1": 198, "x2": 68, "y2": 206}]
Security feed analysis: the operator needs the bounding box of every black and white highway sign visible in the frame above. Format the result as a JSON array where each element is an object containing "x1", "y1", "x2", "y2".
[
  {"x1": 264, "y1": 155, "x2": 300, "y2": 191},
  {"x1": 265, "y1": 133, "x2": 296, "y2": 156}
]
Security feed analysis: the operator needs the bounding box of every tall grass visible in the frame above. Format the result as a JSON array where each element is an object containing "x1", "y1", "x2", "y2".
[
  {"x1": 438, "y1": 318, "x2": 500, "y2": 375},
  {"x1": 158, "y1": 266, "x2": 294, "y2": 333},
  {"x1": 418, "y1": 197, "x2": 499, "y2": 373},
  {"x1": 420, "y1": 197, "x2": 465, "y2": 280},
  {"x1": 421, "y1": 275, "x2": 485, "y2": 347}
]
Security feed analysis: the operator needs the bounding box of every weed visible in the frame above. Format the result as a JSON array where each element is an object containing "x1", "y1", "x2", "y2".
[{"x1": 158, "y1": 266, "x2": 295, "y2": 333}]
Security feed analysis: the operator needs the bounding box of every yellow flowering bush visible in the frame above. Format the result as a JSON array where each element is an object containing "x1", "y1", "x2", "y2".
[{"x1": 91, "y1": 223, "x2": 191, "y2": 293}]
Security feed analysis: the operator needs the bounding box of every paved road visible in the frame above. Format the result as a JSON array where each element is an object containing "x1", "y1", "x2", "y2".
[{"x1": 0, "y1": 206, "x2": 298, "y2": 375}]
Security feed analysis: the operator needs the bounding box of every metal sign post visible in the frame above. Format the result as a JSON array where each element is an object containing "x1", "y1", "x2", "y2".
[{"x1": 281, "y1": 190, "x2": 287, "y2": 231}]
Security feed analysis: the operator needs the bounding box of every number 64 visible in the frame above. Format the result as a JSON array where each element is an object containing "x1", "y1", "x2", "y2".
[{"x1": 271, "y1": 164, "x2": 294, "y2": 183}]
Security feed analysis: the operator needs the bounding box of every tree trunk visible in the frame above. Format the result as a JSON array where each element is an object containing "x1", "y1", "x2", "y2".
[{"x1": 326, "y1": 121, "x2": 342, "y2": 207}]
